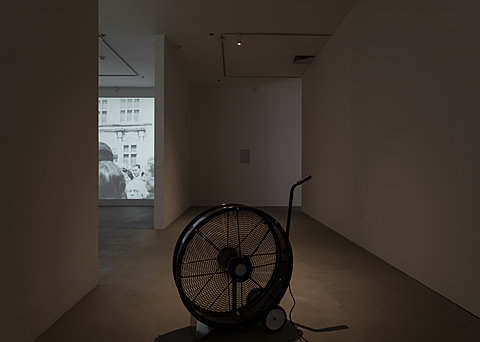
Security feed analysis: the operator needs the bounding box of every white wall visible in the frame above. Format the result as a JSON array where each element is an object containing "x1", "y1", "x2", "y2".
[
  {"x1": 303, "y1": 0, "x2": 480, "y2": 316},
  {"x1": 154, "y1": 35, "x2": 165, "y2": 228},
  {"x1": 191, "y1": 87, "x2": 302, "y2": 206},
  {"x1": 99, "y1": 87, "x2": 155, "y2": 97},
  {"x1": 163, "y1": 39, "x2": 192, "y2": 226},
  {"x1": 154, "y1": 36, "x2": 192, "y2": 228},
  {"x1": 2, "y1": 2, "x2": 98, "y2": 341}
]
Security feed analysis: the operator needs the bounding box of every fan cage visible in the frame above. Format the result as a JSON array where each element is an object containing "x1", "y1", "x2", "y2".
[{"x1": 173, "y1": 205, "x2": 293, "y2": 329}]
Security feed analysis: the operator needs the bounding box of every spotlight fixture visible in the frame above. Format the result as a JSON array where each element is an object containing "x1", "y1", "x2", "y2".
[{"x1": 237, "y1": 34, "x2": 242, "y2": 46}]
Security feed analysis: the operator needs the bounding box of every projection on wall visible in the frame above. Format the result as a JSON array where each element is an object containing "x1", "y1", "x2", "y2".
[{"x1": 98, "y1": 97, "x2": 155, "y2": 200}]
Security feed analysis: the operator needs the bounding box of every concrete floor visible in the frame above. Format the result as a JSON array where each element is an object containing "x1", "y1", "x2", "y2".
[
  {"x1": 36, "y1": 207, "x2": 480, "y2": 342},
  {"x1": 99, "y1": 206, "x2": 154, "y2": 230}
]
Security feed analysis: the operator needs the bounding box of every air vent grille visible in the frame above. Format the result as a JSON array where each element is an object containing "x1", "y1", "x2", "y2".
[{"x1": 293, "y1": 55, "x2": 315, "y2": 64}]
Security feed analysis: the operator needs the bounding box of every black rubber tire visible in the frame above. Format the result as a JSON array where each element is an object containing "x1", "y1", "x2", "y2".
[{"x1": 263, "y1": 305, "x2": 287, "y2": 332}]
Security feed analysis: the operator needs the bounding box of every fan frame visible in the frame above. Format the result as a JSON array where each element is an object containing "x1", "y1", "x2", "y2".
[{"x1": 172, "y1": 204, "x2": 293, "y2": 330}]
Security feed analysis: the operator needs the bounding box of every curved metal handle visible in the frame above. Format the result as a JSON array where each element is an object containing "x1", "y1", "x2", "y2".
[
  {"x1": 286, "y1": 175, "x2": 312, "y2": 237},
  {"x1": 295, "y1": 175, "x2": 312, "y2": 186}
]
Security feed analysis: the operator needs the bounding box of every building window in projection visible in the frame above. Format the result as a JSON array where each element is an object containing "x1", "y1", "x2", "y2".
[
  {"x1": 98, "y1": 97, "x2": 154, "y2": 200},
  {"x1": 101, "y1": 111, "x2": 107, "y2": 123}
]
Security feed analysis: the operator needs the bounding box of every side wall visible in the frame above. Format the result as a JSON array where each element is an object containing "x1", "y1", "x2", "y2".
[
  {"x1": 161, "y1": 39, "x2": 192, "y2": 227},
  {"x1": 303, "y1": 0, "x2": 480, "y2": 316},
  {"x1": 2, "y1": 2, "x2": 99, "y2": 341},
  {"x1": 154, "y1": 35, "x2": 165, "y2": 229},
  {"x1": 191, "y1": 87, "x2": 302, "y2": 206}
]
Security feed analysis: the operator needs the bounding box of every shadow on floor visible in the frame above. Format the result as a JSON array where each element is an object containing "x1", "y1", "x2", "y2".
[{"x1": 155, "y1": 322, "x2": 300, "y2": 342}]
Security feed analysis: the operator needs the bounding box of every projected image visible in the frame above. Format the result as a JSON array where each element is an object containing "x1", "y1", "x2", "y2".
[{"x1": 98, "y1": 97, "x2": 154, "y2": 199}]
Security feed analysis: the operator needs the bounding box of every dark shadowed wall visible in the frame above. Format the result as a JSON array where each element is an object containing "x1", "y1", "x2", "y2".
[
  {"x1": 303, "y1": 0, "x2": 480, "y2": 316},
  {"x1": 2, "y1": 2, "x2": 99, "y2": 341}
]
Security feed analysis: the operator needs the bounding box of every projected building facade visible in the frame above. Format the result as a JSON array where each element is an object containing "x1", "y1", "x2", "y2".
[{"x1": 98, "y1": 97, "x2": 154, "y2": 199}]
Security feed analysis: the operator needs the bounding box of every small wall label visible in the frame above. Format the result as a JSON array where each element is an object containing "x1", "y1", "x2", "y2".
[{"x1": 240, "y1": 149, "x2": 250, "y2": 164}]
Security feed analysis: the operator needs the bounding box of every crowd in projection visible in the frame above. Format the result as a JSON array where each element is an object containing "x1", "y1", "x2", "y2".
[{"x1": 99, "y1": 142, "x2": 154, "y2": 199}]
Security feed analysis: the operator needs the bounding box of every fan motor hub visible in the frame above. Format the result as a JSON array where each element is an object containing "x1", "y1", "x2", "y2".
[
  {"x1": 217, "y1": 247, "x2": 237, "y2": 268},
  {"x1": 228, "y1": 256, "x2": 252, "y2": 282}
]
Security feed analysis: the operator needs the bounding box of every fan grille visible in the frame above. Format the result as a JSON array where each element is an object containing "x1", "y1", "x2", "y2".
[{"x1": 173, "y1": 205, "x2": 292, "y2": 328}]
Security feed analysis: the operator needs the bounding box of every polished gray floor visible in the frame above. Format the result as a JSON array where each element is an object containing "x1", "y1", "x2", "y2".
[
  {"x1": 99, "y1": 206, "x2": 154, "y2": 230},
  {"x1": 36, "y1": 207, "x2": 480, "y2": 342}
]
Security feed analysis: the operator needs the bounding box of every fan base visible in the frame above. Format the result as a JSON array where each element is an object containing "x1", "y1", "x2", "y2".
[{"x1": 190, "y1": 315, "x2": 214, "y2": 341}]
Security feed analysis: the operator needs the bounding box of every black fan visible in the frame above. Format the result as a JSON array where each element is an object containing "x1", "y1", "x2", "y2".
[{"x1": 173, "y1": 176, "x2": 312, "y2": 333}]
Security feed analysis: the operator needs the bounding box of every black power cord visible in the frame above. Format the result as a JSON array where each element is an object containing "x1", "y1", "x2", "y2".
[
  {"x1": 287, "y1": 284, "x2": 310, "y2": 342},
  {"x1": 287, "y1": 284, "x2": 348, "y2": 341}
]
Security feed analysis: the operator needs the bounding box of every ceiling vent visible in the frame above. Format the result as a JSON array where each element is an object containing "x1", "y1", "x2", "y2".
[{"x1": 293, "y1": 55, "x2": 315, "y2": 64}]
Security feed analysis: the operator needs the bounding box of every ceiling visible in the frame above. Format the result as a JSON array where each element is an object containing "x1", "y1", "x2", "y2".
[{"x1": 98, "y1": 0, "x2": 357, "y2": 88}]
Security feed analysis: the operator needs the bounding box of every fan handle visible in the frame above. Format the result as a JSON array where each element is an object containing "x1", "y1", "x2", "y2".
[{"x1": 286, "y1": 175, "x2": 312, "y2": 237}]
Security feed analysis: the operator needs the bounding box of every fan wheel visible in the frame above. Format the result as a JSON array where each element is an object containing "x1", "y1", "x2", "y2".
[
  {"x1": 263, "y1": 305, "x2": 287, "y2": 332},
  {"x1": 173, "y1": 205, "x2": 293, "y2": 330}
]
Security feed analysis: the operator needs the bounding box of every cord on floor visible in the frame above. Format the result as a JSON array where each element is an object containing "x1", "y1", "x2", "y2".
[
  {"x1": 287, "y1": 284, "x2": 310, "y2": 342},
  {"x1": 287, "y1": 284, "x2": 348, "y2": 341}
]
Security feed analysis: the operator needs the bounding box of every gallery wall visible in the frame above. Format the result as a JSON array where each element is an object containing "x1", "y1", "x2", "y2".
[
  {"x1": 2, "y1": 2, "x2": 98, "y2": 341},
  {"x1": 154, "y1": 36, "x2": 192, "y2": 228},
  {"x1": 99, "y1": 87, "x2": 155, "y2": 97},
  {"x1": 163, "y1": 39, "x2": 193, "y2": 227},
  {"x1": 302, "y1": 0, "x2": 480, "y2": 316},
  {"x1": 191, "y1": 86, "x2": 302, "y2": 206}
]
